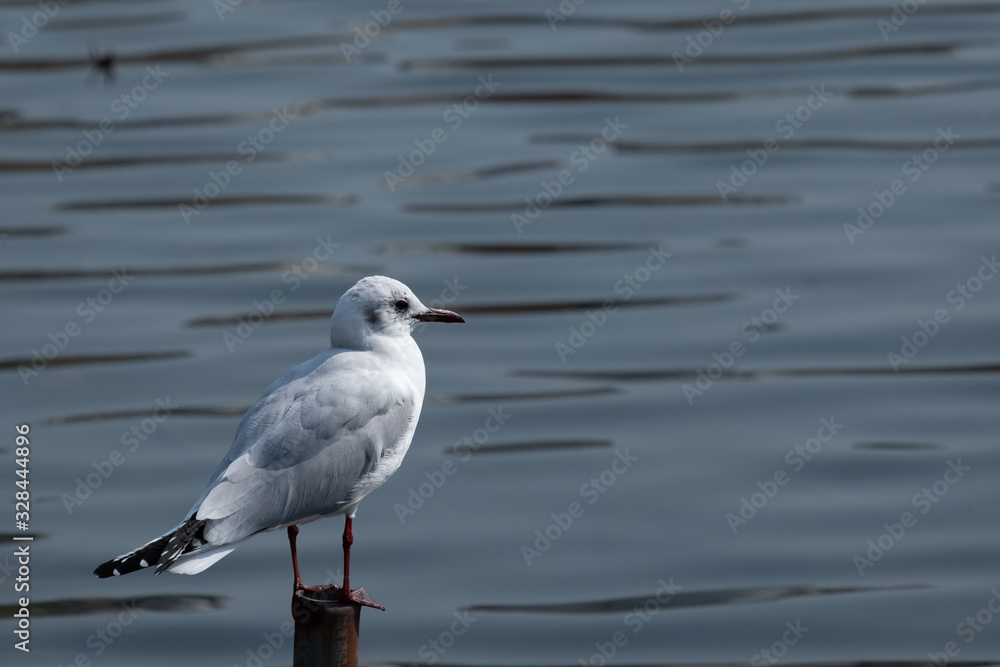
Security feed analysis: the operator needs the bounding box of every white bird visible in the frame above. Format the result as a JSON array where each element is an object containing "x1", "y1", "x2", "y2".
[{"x1": 95, "y1": 276, "x2": 464, "y2": 609}]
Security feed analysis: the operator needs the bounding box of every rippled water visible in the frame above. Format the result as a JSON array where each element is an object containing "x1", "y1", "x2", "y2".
[{"x1": 3, "y1": 0, "x2": 1000, "y2": 665}]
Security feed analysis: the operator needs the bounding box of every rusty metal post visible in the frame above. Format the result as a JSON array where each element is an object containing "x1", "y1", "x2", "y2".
[{"x1": 292, "y1": 589, "x2": 361, "y2": 667}]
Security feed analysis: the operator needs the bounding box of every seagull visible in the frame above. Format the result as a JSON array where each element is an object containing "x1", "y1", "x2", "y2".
[{"x1": 94, "y1": 276, "x2": 464, "y2": 609}]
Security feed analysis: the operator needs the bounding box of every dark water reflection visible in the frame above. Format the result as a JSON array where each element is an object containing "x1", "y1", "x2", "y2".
[
  {"x1": 466, "y1": 583, "x2": 926, "y2": 615},
  {"x1": 0, "y1": 595, "x2": 224, "y2": 618}
]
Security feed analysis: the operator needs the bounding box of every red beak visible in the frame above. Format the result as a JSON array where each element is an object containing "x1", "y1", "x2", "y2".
[{"x1": 414, "y1": 308, "x2": 465, "y2": 324}]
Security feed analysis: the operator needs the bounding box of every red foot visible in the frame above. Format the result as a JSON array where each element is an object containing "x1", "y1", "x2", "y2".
[
  {"x1": 342, "y1": 586, "x2": 385, "y2": 611},
  {"x1": 287, "y1": 522, "x2": 384, "y2": 611},
  {"x1": 294, "y1": 581, "x2": 339, "y2": 593},
  {"x1": 292, "y1": 577, "x2": 384, "y2": 610}
]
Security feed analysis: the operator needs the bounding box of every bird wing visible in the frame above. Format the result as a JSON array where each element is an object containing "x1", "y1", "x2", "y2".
[{"x1": 190, "y1": 348, "x2": 419, "y2": 545}]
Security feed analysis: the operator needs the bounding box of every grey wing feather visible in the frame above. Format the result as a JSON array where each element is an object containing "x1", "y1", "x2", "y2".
[{"x1": 189, "y1": 349, "x2": 418, "y2": 546}]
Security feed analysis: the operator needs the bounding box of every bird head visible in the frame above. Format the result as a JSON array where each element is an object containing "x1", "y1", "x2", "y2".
[{"x1": 330, "y1": 276, "x2": 464, "y2": 349}]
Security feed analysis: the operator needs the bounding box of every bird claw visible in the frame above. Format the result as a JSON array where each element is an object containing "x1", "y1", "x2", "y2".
[
  {"x1": 294, "y1": 581, "x2": 339, "y2": 593},
  {"x1": 293, "y1": 581, "x2": 385, "y2": 611},
  {"x1": 342, "y1": 586, "x2": 385, "y2": 611}
]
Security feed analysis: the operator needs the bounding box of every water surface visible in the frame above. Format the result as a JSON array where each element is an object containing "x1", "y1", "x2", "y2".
[{"x1": 2, "y1": 0, "x2": 1000, "y2": 665}]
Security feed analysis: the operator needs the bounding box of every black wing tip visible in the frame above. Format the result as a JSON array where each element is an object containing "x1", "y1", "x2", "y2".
[
  {"x1": 158, "y1": 516, "x2": 208, "y2": 573},
  {"x1": 94, "y1": 531, "x2": 178, "y2": 579},
  {"x1": 94, "y1": 559, "x2": 126, "y2": 578}
]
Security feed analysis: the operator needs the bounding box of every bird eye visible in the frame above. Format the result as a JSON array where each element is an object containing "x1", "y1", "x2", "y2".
[{"x1": 394, "y1": 299, "x2": 409, "y2": 312}]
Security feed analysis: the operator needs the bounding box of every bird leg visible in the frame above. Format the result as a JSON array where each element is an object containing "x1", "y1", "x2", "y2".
[
  {"x1": 288, "y1": 525, "x2": 336, "y2": 593},
  {"x1": 339, "y1": 516, "x2": 384, "y2": 610},
  {"x1": 287, "y1": 522, "x2": 384, "y2": 610},
  {"x1": 288, "y1": 525, "x2": 311, "y2": 591}
]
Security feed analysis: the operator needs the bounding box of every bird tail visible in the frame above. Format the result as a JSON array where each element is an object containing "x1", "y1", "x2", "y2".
[{"x1": 94, "y1": 516, "x2": 208, "y2": 578}]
